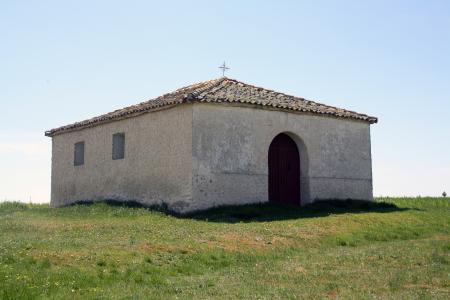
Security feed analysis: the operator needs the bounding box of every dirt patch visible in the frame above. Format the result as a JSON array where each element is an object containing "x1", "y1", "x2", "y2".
[
  {"x1": 403, "y1": 283, "x2": 433, "y2": 289},
  {"x1": 433, "y1": 235, "x2": 450, "y2": 241},
  {"x1": 137, "y1": 242, "x2": 195, "y2": 255},
  {"x1": 216, "y1": 233, "x2": 267, "y2": 251},
  {"x1": 202, "y1": 233, "x2": 295, "y2": 252},
  {"x1": 31, "y1": 250, "x2": 86, "y2": 265},
  {"x1": 326, "y1": 290, "x2": 339, "y2": 298},
  {"x1": 294, "y1": 266, "x2": 307, "y2": 274}
]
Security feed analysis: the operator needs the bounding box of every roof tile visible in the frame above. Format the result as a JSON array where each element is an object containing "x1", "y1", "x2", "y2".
[{"x1": 45, "y1": 77, "x2": 377, "y2": 137}]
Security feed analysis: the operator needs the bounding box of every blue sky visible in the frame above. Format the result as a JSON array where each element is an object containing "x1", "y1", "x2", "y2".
[{"x1": 1, "y1": 0, "x2": 449, "y2": 203}]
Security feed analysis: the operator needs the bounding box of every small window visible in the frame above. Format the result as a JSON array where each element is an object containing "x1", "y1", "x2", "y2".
[
  {"x1": 112, "y1": 133, "x2": 125, "y2": 160},
  {"x1": 74, "y1": 142, "x2": 85, "y2": 166}
]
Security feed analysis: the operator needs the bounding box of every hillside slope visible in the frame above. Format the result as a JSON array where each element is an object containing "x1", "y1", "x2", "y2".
[{"x1": 0, "y1": 198, "x2": 449, "y2": 299}]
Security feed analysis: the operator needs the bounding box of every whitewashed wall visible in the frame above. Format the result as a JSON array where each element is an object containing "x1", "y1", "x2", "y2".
[
  {"x1": 191, "y1": 103, "x2": 373, "y2": 212},
  {"x1": 50, "y1": 102, "x2": 373, "y2": 213},
  {"x1": 50, "y1": 105, "x2": 193, "y2": 211}
]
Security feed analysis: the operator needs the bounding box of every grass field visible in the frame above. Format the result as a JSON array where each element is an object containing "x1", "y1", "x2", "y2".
[{"x1": 0, "y1": 198, "x2": 449, "y2": 299}]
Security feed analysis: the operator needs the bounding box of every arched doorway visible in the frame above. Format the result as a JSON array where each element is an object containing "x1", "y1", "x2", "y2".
[{"x1": 268, "y1": 133, "x2": 301, "y2": 205}]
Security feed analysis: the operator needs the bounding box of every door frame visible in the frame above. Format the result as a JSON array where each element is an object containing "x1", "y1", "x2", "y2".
[{"x1": 268, "y1": 133, "x2": 301, "y2": 205}]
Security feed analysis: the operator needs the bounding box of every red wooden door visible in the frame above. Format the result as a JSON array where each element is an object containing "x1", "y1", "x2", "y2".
[{"x1": 268, "y1": 134, "x2": 300, "y2": 205}]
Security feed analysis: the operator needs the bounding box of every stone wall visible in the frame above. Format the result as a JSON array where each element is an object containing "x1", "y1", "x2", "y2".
[
  {"x1": 50, "y1": 105, "x2": 193, "y2": 211},
  {"x1": 50, "y1": 102, "x2": 373, "y2": 213},
  {"x1": 191, "y1": 103, "x2": 373, "y2": 212}
]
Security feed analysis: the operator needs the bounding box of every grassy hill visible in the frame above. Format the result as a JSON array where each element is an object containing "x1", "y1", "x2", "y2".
[{"x1": 0, "y1": 198, "x2": 449, "y2": 299}]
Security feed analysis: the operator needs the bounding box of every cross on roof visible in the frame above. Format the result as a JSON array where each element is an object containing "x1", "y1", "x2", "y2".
[{"x1": 219, "y1": 62, "x2": 230, "y2": 77}]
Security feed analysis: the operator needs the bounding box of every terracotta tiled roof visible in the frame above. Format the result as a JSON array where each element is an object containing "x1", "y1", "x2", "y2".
[{"x1": 45, "y1": 77, "x2": 377, "y2": 137}]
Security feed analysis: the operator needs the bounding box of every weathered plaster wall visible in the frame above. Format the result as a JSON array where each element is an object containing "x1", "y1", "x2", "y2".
[
  {"x1": 50, "y1": 105, "x2": 193, "y2": 211},
  {"x1": 50, "y1": 102, "x2": 373, "y2": 213},
  {"x1": 191, "y1": 103, "x2": 373, "y2": 211}
]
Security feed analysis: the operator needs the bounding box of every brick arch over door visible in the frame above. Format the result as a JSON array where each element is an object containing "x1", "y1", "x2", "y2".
[{"x1": 268, "y1": 133, "x2": 301, "y2": 205}]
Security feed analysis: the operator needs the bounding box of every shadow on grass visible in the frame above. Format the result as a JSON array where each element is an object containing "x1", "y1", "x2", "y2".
[
  {"x1": 70, "y1": 199, "x2": 411, "y2": 223},
  {"x1": 183, "y1": 200, "x2": 412, "y2": 223}
]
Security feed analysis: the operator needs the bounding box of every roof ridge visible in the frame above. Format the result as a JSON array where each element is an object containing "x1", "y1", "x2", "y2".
[{"x1": 186, "y1": 77, "x2": 227, "y2": 99}]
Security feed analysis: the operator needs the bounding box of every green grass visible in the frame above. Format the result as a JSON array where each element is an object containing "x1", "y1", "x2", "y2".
[{"x1": 0, "y1": 198, "x2": 449, "y2": 299}]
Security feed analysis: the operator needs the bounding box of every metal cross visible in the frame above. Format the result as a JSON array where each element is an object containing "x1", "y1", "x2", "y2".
[{"x1": 219, "y1": 61, "x2": 230, "y2": 77}]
